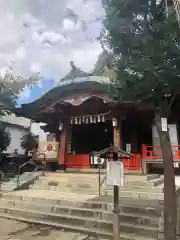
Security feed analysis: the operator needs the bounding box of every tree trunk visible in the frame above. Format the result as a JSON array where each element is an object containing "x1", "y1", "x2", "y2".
[{"x1": 155, "y1": 111, "x2": 177, "y2": 240}]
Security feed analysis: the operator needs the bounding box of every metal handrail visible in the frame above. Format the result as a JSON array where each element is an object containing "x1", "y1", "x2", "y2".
[
  {"x1": 17, "y1": 160, "x2": 30, "y2": 187},
  {"x1": 100, "y1": 173, "x2": 107, "y2": 187},
  {"x1": 98, "y1": 164, "x2": 106, "y2": 196},
  {"x1": 16, "y1": 153, "x2": 46, "y2": 188},
  {"x1": 20, "y1": 166, "x2": 38, "y2": 182}
]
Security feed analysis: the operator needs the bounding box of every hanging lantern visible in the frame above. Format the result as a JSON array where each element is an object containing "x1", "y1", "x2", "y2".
[
  {"x1": 70, "y1": 118, "x2": 73, "y2": 124},
  {"x1": 79, "y1": 118, "x2": 82, "y2": 125},
  {"x1": 112, "y1": 118, "x2": 117, "y2": 127},
  {"x1": 82, "y1": 117, "x2": 85, "y2": 123},
  {"x1": 85, "y1": 117, "x2": 88, "y2": 124},
  {"x1": 75, "y1": 117, "x2": 78, "y2": 124},
  {"x1": 93, "y1": 117, "x2": 96, "y2": 123},
  {"x1": 98, "y1": 116, "x2": 101, "y2": 123},
  {"x1": 58, "y1": 123, "x2": 64, "y2": 131},
  {"x1": 90, "y1": 116, "x2": 93, "y2": 123},
  {"x1": 102, "y1": 116, "x2": 105, "y2": 122}
]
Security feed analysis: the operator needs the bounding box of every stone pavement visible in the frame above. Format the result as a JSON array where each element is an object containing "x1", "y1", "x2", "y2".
[{"x1": 0, "y1": 218, "x2": 101, "y2": 240}]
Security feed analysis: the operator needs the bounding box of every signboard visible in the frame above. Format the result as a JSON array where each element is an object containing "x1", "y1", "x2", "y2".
[
  {"x1": 107, "y1": 161, "x2": 124, "y2": 186},
  {"x1": 161, "y1": 117, "x2": 168, "y2": 132},
  {"x1": 174, "y1": 162, "x2": 179, "y2": 168},
  {"x1": 37, "y1": 141, "x2": 59, "y2": 160},
  {"x1": 126, "y1": 143, "x2": 131, "y2": 153},
  {"x1": 113, "y1": 127, "x2": 120, "y2": 148}
]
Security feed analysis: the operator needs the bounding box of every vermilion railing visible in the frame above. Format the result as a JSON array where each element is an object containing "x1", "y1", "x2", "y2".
[
  {"x1": 123, "y1": 154, "x2": 142, "y2": 171},
  {"x1": 108, "y1": 152, "x2": 142, "y2": 171},
  {"x1": 66, "y1": 154, "x2": 90, "y2": 168},
  {"x1": 66, "y1": 153, "x2": 142, "y2": 171},
  {"x1": 142, "y1": 144, "x2": 180, "y2": 159}
]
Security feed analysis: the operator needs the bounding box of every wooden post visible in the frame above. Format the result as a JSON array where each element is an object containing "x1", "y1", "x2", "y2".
[
  {"x1": 155, "y1": 112, "x2": 176, "y2": 240},
  {"x1": 59, "y1": 127, "x2": 68, "y2": 166},
  {"x1": 113, "y1": 120, "x2": 121, "y2": 240}
]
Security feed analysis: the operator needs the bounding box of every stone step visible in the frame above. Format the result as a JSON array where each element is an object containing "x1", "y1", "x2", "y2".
[
  {"x1": 36, "y1": 178, "x2": 101, "y2": 187},
  {"x1": 125, "y1": 178, "x2": 163, "y2": 187},
  {"x1": 62, "y1": 169, "x2": 107, "y2": 174},
  {"x1": 1, "y1": 195, "x2": 163, "y2": 218},
  {"x1": 0, "y1": 207, "x2": 158, "y2": 238},
  {"x1": 41, "y1": 174, "x2": 159, "y2": 183},
  {"x1": 34, "y1": 176, "x2": 162, "y2": 188},
  {"x1": 105, "y1": 189, "x2": 164, "y2": 200},
  {"x1": 1, "y1": 191, "x2": 164, "y2": 210},
  {"x1": 35, "y1": 178, "x2": 101, "y2": 185},
  {"x1": 29, "y1": 184, "x2": 99, "y2": 194},
  {"x1": 42, "y1": 173, "x2": 101, "y2": 179},
  {"x1": 105, "y1": 185, "x2": 164, "y2": 193},
  {"x1": 30, "y1": 184, "x2": 164, "y2": 197},
  {"x1": 0, "y1": 199, "x2": 159, "y2": 227},
  {"x1": 146, "y1": 174, "x2": 160, "y2": 181},
  {"x1": 0, "y1": 213, "x2": 156, "y2": 240}
]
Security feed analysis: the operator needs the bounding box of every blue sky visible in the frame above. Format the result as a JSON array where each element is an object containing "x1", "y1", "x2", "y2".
[{"x1": 16, "y1": 78, "x2": 55, "y2": 104}]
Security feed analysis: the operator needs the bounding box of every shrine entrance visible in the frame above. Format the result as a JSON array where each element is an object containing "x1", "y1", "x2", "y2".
[
  {"x1": 71, "y1": 121, "x2": 113, "y2": 154},
  {"x1": 66, "y1": 121, "x2": 113, "y2": 168}
]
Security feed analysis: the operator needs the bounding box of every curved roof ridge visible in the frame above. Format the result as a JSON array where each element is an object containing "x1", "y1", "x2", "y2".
[
  {"x1": 60, "y1": 60, "x2": 90, "y2": 83},
  {"x1": 91, "y1": 50, "x2": 114, "y2": 76}
]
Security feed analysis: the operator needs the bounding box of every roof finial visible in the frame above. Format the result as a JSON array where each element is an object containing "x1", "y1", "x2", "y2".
[{"x1": 70, "y1": 61, "x2": 76, "y2": 70}]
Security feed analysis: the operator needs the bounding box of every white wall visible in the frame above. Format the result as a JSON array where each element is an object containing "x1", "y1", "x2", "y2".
[
  {"x1": 152, "y1": 124, "x2": 179, "y2": 147},
  {"x1": 152, "y1": 124, "x2": 178, "y2": 157},
  {"x1": 3, "y1": 126, "x2": 28, "y2": 155},
  {"x1": 31, "y1": 122, "x2": 47, "y2": 142},
  {"x1": 0, "y1": 113, "x2": 47, "y2": 143}
]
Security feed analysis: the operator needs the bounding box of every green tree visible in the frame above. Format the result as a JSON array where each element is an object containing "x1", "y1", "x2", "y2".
[
  {"x1": 0, "y1": 124, "x2": 11, "y2": 152},
  {"x1": 0, "y1": 65, "x2": 40, "y2": 114},
  {"x1": 20, "y1": 132, "x2": 38, "y2": 153},
  {"x1": 103, "y1": 0, "x2": 180, "y2": 239}
]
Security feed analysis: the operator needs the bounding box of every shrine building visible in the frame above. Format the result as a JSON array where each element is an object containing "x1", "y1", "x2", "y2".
[{"x1": 13, "y1": 51, "x2": 180, "y2": 174}]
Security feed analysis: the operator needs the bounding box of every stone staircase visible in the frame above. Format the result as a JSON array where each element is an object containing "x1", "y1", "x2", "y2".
[
  {"x1": 29, "y1": 172, "x2": 105, "y2": 195},
  {"x1": 30, "y1": 172, "x2": 164, "y2": 200},
  {"x1": 0, "y1": 172, "x2": 165, "y2": 239},
  {"x1": 105, "y1": 175, "x2": 164, "y2": 200}
]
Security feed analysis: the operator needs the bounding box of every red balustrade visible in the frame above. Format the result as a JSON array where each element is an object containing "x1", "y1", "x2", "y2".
[
  {"x1": 66, "y1": 154, "x2": 90, "y2": 168},
  {"x1": 66, "y1": 153, "x2": 142, "y2": 171},
  {"x1": 108, "y1": 153, "x2": 142, "y2": 171},
  {"x1": 123, "y1": 154, "x2": 142, "y2": 171},
  {"x1": 142, "y1": 144, "x2": 180, "y2": 159}
]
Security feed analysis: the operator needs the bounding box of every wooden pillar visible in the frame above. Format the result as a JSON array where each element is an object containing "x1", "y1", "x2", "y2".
[
  {"x1": 59, "y1": 126, "x2": 68, "y2": 165},
  {"x1": 112, "y1": 118, "x2": 121, "y2": 240},
  {"x1": 113, "y1": 120, "x2": 121, "y2": 149}
]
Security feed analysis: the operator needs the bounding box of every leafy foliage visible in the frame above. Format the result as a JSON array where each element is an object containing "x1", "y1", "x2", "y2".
[
  {"x1": 20, "y1": 132, "x2": 38, "y2": 151},
  {"x1": 103, "y1": 2, "x2": 178, "y2": 237},
  {"x1": 0, "y1": 124, "x2": 11, "y2": 152},
  {"x1": 103, "y1": 0, "x2": 180, "y2": 113},
  {"x1": 0, "y1": 66, "x2": 40, "y2": 114}
]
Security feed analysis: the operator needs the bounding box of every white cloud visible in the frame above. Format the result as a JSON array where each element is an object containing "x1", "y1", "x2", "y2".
[
  {"x1": 63, "y1": 19, "x2": 74, "y2": 30},
  {"x1": 16, "y1": 47, "x2": 26, "y2": 59},
  {"x1": 30, "y1": 63, "x2": 41, "y2": 73},
  {"x1": 0, "y1": 0, "x2": 103, "y2": 86}
]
